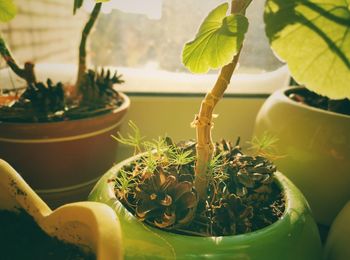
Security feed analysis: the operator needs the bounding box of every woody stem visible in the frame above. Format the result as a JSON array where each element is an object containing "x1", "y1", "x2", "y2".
[{"x1": 193, "y1": 0, "x2": 252, "y2": 201}]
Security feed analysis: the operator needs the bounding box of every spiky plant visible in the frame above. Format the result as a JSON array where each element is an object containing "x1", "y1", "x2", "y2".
[{"x1": 248, "y1": 132, "x2": 285, "y2": 160}]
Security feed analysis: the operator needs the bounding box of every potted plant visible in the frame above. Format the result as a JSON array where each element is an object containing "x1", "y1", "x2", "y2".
[
  {"x1": 0, "y1": 159, "x2": 123, "y2": 260},
  {"x1": 89, "y1": 1, "x2": 322, "y2": 259},
  {"x1": 254, "y1": 0, "x2": 350, "y2": 226},
  {"x1": 0, "y1": 0, "x2": 130, "y2": 207}
]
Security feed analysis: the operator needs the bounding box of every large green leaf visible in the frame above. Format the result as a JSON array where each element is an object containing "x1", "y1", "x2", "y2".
[
  {"x1": 265, "y1": 0, "x2": 350, "y2": 99},
  {"x1": 0, "y1": 0, "x2": 17, "y2": 22},
  {"x1": 182, "y1": 3, "x2": 249, "y2": 74}
]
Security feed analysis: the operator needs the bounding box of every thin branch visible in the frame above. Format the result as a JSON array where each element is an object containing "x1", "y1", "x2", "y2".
[
  {"x1": 0, "y1": 36, "x2": 36, "y2": 84},
  {"x1": 231, "y1": 0, "x2": 252, "y2": 14},
  {"x1": 76, "y1": 3, "x2": 102, "y2": 89}
]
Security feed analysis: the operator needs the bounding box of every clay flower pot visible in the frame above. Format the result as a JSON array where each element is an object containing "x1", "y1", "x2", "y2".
[
  {"x1": 0, "y1": 159, "x2": 123, "y2": 260},
  {"x1": 0, "y1": 94, "x2": 19, "y2": 106},
  {"x1": 254, "y1": 87, "x2": 350, "y2": 225},
  {"x1": 0, "y1": 92, "x2": 130, "y2": 208},
  {"x1": 89, "y1": 155, "x2": 322, "y2": 260}
]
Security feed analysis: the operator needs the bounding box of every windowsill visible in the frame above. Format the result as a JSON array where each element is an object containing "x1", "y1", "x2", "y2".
[
  {"x1": 0, "y1": 63, "x2": 286, "y2": 148},
  {"x1": 0, "y1": 63, "x2": 290, "y2": 95}
]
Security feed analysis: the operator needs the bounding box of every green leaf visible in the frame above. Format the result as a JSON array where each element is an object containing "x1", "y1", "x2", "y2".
[
  {"x1": 265, "y1": 0, "x2": 350, "y2": 99},
  {"x1": 182, "y1": 3, "x2": 249, "y2": 74},
  {"x1": 0, "y1": 0, "x2": 17, "y2": 22}
]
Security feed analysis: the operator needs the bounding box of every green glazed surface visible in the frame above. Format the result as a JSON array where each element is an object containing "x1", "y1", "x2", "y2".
[
  {"x1": 89, "y1": 156, "x2": 322, "y2": 260},
  {"x1": 325, "y1": 201, "x2": 350, "y2": 260}
]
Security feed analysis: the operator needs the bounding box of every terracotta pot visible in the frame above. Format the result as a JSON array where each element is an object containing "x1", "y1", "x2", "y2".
[
  {"x1": 0, "y1": 95, "x2": 19, "y2": 106},
  {"x1": 0, "y1": 159, "x2": 123, "y2": 260},
  {"x1": 0, "y1": 92, "x2": 130, "y2": 208},
  {"x1": 254, "y1": 87, "x2": 350, "y2": 226},
  {"x1": 88, "y1": 155, "x2": 322, "y2": 260}
]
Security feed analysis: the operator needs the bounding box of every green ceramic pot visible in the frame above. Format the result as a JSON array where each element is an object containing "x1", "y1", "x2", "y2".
[
  {"x1": 89, "y1": 155, "x2": 322, "y2": 260},
  {"x1": 254, "y1": 87, "x2": 350, "y2": 225},
  {"x1": 324, "y1": 201, "x2": 350, "y2": 260}
]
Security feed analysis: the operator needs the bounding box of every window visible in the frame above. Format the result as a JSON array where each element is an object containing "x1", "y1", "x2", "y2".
[
  {"x1": 91, "y1": 0, "x2": 284, "y2": 72},
  {"x1": 0, "y1": 0, "x2": 289, "y2": 94},
  {"x1": 89, "y1": 0, "x2": 288, "y2": 94}
]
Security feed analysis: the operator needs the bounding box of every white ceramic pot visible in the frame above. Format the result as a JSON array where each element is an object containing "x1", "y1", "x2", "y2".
[{"x1": 254, "y1": 87, "x2": 350, "y2": 226}]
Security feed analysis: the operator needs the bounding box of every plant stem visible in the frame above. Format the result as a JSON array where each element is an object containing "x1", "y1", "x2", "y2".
[
  {"x1": 76, "y1": 2, "x2": 102, "y2": 90},
  {"x1": 0, "y1": 36, "x2": 36, "y2": 85},
  {"x1": 193, "y1": 0, "x2": 251, "y2": 201}
]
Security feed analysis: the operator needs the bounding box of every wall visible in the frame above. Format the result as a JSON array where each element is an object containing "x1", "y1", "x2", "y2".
[{"x1": 0, "y1": 0, "x2": 86, "y2": 67}]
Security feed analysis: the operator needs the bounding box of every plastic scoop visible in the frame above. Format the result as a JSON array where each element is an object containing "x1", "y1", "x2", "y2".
[{"x1": 0, "y1": 159, "x2": 123, "y2": 260}]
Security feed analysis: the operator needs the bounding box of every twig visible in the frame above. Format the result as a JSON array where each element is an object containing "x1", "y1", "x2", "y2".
[{"x1": 75, "y1": 3, "x2": 102, "y2": 90}]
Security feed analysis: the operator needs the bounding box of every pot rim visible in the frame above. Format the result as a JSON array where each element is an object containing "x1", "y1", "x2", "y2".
[
  {"x1": 91, "y1": 153, "x2": 311, "y2": 240},
  {"x1": 0, "y1": 91, "x2": 130, "y2": 126},
  {"x1": 279, "y1": 87, "x2": 350, "y2": 119}
]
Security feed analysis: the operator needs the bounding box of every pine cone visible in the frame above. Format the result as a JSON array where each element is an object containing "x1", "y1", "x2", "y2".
[
  {"x1": 80, "y1": 69, "x2": 123, "y2": 108},
  {"x1": 212, "y1": 193, "x2": 254, "y2": 235},
  {"x1": 214, "y1": 139, "x2": 275, "y2": 197},
  {"x1": 6, "y1": 79, "x2": 65, "y2": 122},
  {"x1": 229, "y1": 155, "x2": 274, "y2": 195},
  {"x1": 208, "y1": 139, "x2": 279, "y2": 235},
  {"x1": 135, "y1": 166, "x2": 198, "y2": 229}
]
